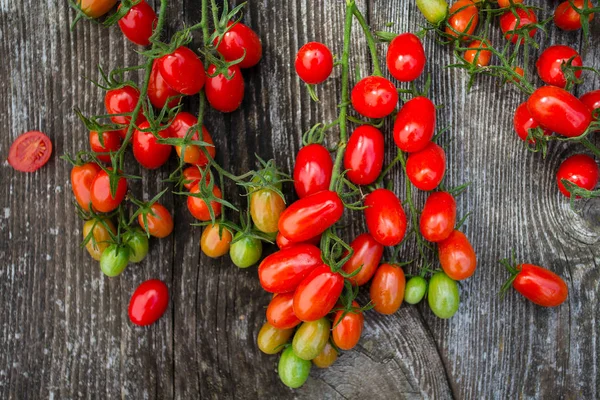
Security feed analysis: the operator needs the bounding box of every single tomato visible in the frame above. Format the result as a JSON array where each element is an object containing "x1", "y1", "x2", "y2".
[
  {"x1": 438, "y1": 230, "x2": 477, "y2": 280},
  {"x1": 344, "y1": 125, "x2": 385, "y2": 185},
  {"x1": 89, "y1": 130, "x2": 121, "y2": 163},
  {"x1": 509, "y1": 264, "x2": 568, "y2": 307},
  {"x1": 267, "y1": 292, "x2": 301, "y2": 330},
  {"x1": 500, "y1": 8, "x2": 538, "y2": 44},
  {"x1": 386, "y1": 33, "x2": 426, "y2": 82},
  {"x1": 138, "y1": 202, "x2": 173, "y2": 238},
  {"x1": 295, "y1": 42, "x2": 334, "y2": 84},
  {"x1": 406, "y1": 142, "x2": 446, "y2": 191},
  {"x1": 513, "y1": 102, "x2": 552, "y2": 143},
  {"x1": 157, "y1": 46, "x2": 205, "y2": 95},
  {"x1": 293, "y1": 144, "x2": 333, "y2": 198},
  {"x1": 83, "y1": 218, "x2": 116, "y2": 261},
  {"x1": 214, "y1": 21, "x2": 262, "y2": 69},
  {"x1": 364, "y1": 188, "x2": 407, "y2": 246},
  {"x1": 342, "y1": 233, "x2": 384, "y2": 286},
  {"x1": 187, "y1": 184, "x2": 222, "y2": 221},
  {"x1": 536, "y1": 45, "x2": 582, "y2": 88},
  {"x1": 554, "y1": 0, "x2": 594, "y2": 31},
  {"x1": 118, "y1": 0, "x2": 157, "y2": 46},
  {"x1": 332, "y1": 301, "x2": 364, "y2": 350},
  {"x1": 169, "y1": 112, "x2": 216, "y2": 166},
  {"x1": 293, "y1": 264, "x2": 344, "y2": 321},
  {"x1": 393, "y1": 96, "x2": 436, "y2": 153},
  {"x1": 463, "y1": 40, "x2": 491, "y2": 67},
  {"x1": 128, "y1": 279, "x2": 169, "y2": 326},
  {"x1": 351, "y1": 76, "x2": 398, "y2": 119},
  {"x1": 419, "y1": 191, "x2": 456, "y2": 242},
  {"x1": 90, "y1": 169, "x2": 127, "y2": 213},
  {"x1": 445, "y1": 0, "x2": 479, "y2": 40},
  {"x1": 200, "y1": 223, "x2": 232, "y2": 258},
  {"x1": 369, "y1": 263, "x2": 405, "y2": 314},
  {"x1": 7, "y1": 131, "x2": 53, "y2": 173},
  {"x1": 527, "y1": 86, "x2": 592, "y2": 137},
  {"x1": 132, "y1": 122, "x2": 172, "y2": 169},
  {"x1": 258, "y1": 244, "x2": 322, "y2": 293},
  {"x1": 205, "y1": 64, "x2": 245, "y2": 113},
  {"x1": 71, "y1": 162, "x2": 101, "y2": 211},
  {"x1": 556, "y1": 154, "x2": 599, "y2": 197}
]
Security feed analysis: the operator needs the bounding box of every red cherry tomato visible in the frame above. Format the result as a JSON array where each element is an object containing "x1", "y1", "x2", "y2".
[
  {"x1": 90, "y1": 169, "x2": 127, "y2": 213},
  {"x1": 500, "y1": 8, "x2": 538, "y2": 44},
  {"x1": 511, "y1": 264, "x2": 568, "y2": 307},
  {"x1": 369, "y1": 264, "x2": 405, "y2": 314},
  {"x1": 7, "y1": 131, "x2": 53, "y2": 172},
  {"x1": 148, "y1": 60, "x2": 180, "y2": 109},
  {"x1": 463, "y1": 40, "x2": 491, "y2": 67},
  {"x1": 266, "y1": 292, "x2": 301, "y2": 330},
  {"x1": 187, "y1": 184, "x2": 222, "y2": 221},
  {"x1": 214, "y1": 21, "x2": 262, "y2": 69},
  {"x1": 138, "y1": 202, "x2": 174, "y2": 238},
  {"x1": 128, "y1": 279, "x2": 169, "y2": 326},
  {"x1": 342, "y1": 233, "x2": 384, "y2": 286},
  {"x1": 182, "y1": 166, "x2": 210, "y2": 190},
  {"x1": 205, "y1": 64, "x2": 245, "y2": 113},
  {"x1": 169, "y1": 112, "x2": 216, "y2": 166},
  {"x1": 344, "y1": 125, "x2": 385, "y2": 185},
  {"x1": 554, "y1": 0, "x2": 594, "y2": 31},
  {"x1": 89, "y1": 130, "x2": 121, "y2": 163},
  {"x1": 293, "y1": 264, "x2": 344, "y2": 322},
  {"x1": 386, "y1": 33, "x2": 425, "y2": 82},
  {"x1": 295, "y1": 42, "x2": 334, "y2": 84},
  {"x1": 556, "y1": 154, "x2": 599, "y2": 198},
  {"x1": 293, "y1": 144, "x2": 333, "y2": 198},
  {"x1": 536, "y1": 45, "x2": 582, "y2": 89},
  {"x1": 276, "y1": 232, "x2": 321, "y2": 250},
  {"x1": 157, "y1": 46, "x2": 205, "y2": 95},
  {"x1": 75, "y1": 0, "x2": 117, "y2": 18},
  {"x1": 513, "y1": 102, "x2": 552, "y2": 143},
  {"x1": 406, "y1": 142, "x2": 446, "y2": 191},
  {"x1": 438, "y1": 230, "x2": 477, "y2": 280},
  {"x1": 351, "y1": 76, "x2": 398, "y2": 119},
  {"x1": 445, "y1": 0, "x2": 479, "y2": 40},
  {"x1": 104, "y1": 85, "x2": 146, "y2": 137},
  {"x1": 132, "y1": 122, "x2": 172, "y2": 169},
  {"x1": 393, "y1": 96, "x2": 436, "y2": 153},
  {"x1": 527, "y1": 86, "x2": 592, "y2": 137},
  {"x1": 258, "y1": 244, "x2": 322, "y2": 293},
  {"x1": 332, "y1": 301, "x2": 364, "y2": 351},
  {"x1": 278, "y1": 190, "x2": 343, "y2": 242},
  {"x1": 419, "y1": 191, "x2": 456, "y2": 243},
  {"x1": 118, "y1": 0, "x2": 157, "y2": 46},
  {"x1": 71, "y1": 162, "x2": 101, "y2": 211},
  {"x1": 364, "y1": 188, "x2": 407, "y2": 247},
  {"x1": 580, "y1": 90, "x2": 600, "y2": 115}
]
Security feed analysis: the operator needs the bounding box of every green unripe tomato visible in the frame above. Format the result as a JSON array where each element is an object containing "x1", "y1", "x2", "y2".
[
  {"x1": 404, "y1": 276, "x2": 428, "y2": 304},
  {"x1": 292, "y1": 318, "x2": 331, "y2": 361},
  {"x1": 416, "y1": 0, "x2": 448, "y2": 25},
  {"x1": 278, "y1": 346, "x2": 311, "y2": 389},
  {"x1": 123, "y1": 229, "x2": 149, "y2": 263},
  {"x1": 100, "y1": 245, "x2": 130, "y2": 277},
  {"x1": 428, "y1": 272, "x2": 460, "y2": 319},
  {"x1": 229, "y1": 234, "x2": 262, "y2": 268}
]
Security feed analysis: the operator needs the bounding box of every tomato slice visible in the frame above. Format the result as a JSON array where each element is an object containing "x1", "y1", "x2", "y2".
[{"x1": 8, "y1": 131, "x2": 52, "y2": 172}]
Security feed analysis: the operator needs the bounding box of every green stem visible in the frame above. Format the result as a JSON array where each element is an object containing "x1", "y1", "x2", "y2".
[
  {"x1": 375, "y1": 148, "x2": 402, "y2": 186},
  {"x1": 580, "y1": 138, "x2": 600, "y2": 159},
  {"x1": 352, "y1": 4, "x2": 383, "y2": 77}
]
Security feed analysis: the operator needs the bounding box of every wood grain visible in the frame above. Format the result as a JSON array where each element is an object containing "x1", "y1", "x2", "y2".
[{"x1": 0, "y1": 0, "x2": 598, "y2": 399}]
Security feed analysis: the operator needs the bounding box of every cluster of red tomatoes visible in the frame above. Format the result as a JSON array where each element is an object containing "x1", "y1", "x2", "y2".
[{"x1": 256, "y1": 31, "x2": 478, "y2": 389}]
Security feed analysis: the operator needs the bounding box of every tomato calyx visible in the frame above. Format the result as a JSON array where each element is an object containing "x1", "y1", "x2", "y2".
[
  {"x1": 499, "y1": 253, "x2": 522, "y2": 298},
  {"x1": 128, "y1": 187, "x2": 170, "y2": 238}
]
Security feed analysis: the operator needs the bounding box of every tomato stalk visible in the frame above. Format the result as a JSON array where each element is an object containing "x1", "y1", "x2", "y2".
[{"x1": 351, "y1": 5, "x2": 383, "y2": 77}]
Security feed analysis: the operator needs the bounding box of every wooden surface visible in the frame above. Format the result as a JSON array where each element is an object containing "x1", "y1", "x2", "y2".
[{"x1": 1, "y1": 0, "x2": 599, "y2": 399}]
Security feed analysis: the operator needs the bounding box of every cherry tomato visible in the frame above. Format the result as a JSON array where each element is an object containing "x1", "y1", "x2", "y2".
[
  {"x1": 89, "y1": 130, "x2": 121, "y2": 163},
  {"x1": 386, "y1": 33, "x2": 425, "y2": 82},
  {"x1": 205, "y1": 64, "x2": 245, "y2": 113},
  {"x1": 83, "y1": 218, "x2": 116, "y2": 261},
  {"x1": 312, "y1": 342, "x2": 338, "y2": 368},
  {"x1": 278, "y1": 190, "x2": 343, "y2": 242},
  {"x1": 182, "y1": 166, "x2": 210, "y2": 190},
  {"x1": 536, "y1": 45, "x2": 582, "y2": 89},
  {"x1": 75, "y1": 0, "x2": 117, "y2": 18},
  {"x1": 71, "y1": 162, "x2": 101, "y2": 211},
  {"x1": 419, "y1": 191, "x2": 456, "y2": 242},
  {"x1": 169, "y1": 112, "x2": 216, "y2": 166},
  {"x1": 128, "y1": 279, "x2": 169, "y2": 326},
  {"x1": 497, "y1": 0, "x2": 522, "y2": 7},
  {"x1": 257, "y1": 322, "x2": 294, "y2": 355},
  {"x1": 214, "y1": 21, "x2": 262, "y2": 69},
  {"x1": 104, "y1": 85, "x2": 146, "y2": 137},
  {"x1": 342, "y1": 233, "x2": 384, "y2": 286},
  {"x1": 258, "y1": 244, "x2": 322, "y2": 293},
  {"x1": 332, "y1": 301, "x2": 363, "y2": 350},
  {"x1": 276, "y1": 232, "x2": 321, "y2": 250},
  {"x1": 510, "y1": 264, "x2": 568, "y2": 307},
  {"x1": 187, "y1": 184, "x2": 222, "y2": 221},
  {"x1": 278, "y1": 346, "x2": 311, "y2": 389},
  {"x1": 527, "y1": 86, "x2": 592, "y2": 137},
  {"x1": 132, "y1": 122, "x2": 172, "y2": 169},
  {"x1": 99, "y1": 244, "x2": 130, "y2": 277},
  {"x1": 200, "y1": 224, "x2": 232, "y2": 258},
  {"x1": 123, "y1": 229, "x2": 149, "y2": 263},
  {"x1": 267, "y1": 292, "x2": 301, "y2": 330},
  {"x1": 7, "y1": 131, "x2": 52, "y2": 173},
  {"x1": 369, "y1": 264, "x2": 405, "y2": 314},
  {"x1": 513, "y1": 102, "x2": 552, "y2": 143},
  {"x1": 148, "y1": 60, "x2": 180, "y2": 109},
  {"x1": 416, "y1": 0, "x2": 449, "y2": 24},
  {"x1": 445, "y1": 0, "x2": 479, "y2": 40},
  {"x1": 438, "y1": 230, "x2": 477, "y2": 280},
  {"x1": 351, "y1": 76, "x2": 398, "y2": 119},
  {"x1": 250, "y1": 189, "x2": 285, "y2": 234},
  {"x1": 404, "y1": 276, "x2": 427, "y2": 304},
  {"x1": 118, "y1": 0, "x2": 157, "y2": 46},
  {"x1": 556, "y1": 154, "x2": 599, "y2": 198},
  {"x1": 393, "y1": 96, "x2": 436, "y2": 153},
  {"x1": 428, "y1": 272, "x2": 459, "y2": 318},
  {"x1": 292, "y1": 318, "x2": 331, "y2": 360},
  {"x1": 295, "y1": 42, "x2": 334, "y2": 84},
  {"x1": 463, "y1": 40, "x2": 491, "y2": 67},
  {"x1": 293, "y1": 265, "x2": 344, "y2": 322},
  {"x1": 344, "y1": 125, "x2": 385, "y2": 185},
  {"x1": 500, "y1": 8, "x2": 538, "y2": 44},
  {"x1": 138, "y1": 202, "x2": 173, "y2": 238},
  {"x1": 364, "y1": 188, "x2": 407, "y2": 246},
  {"x1": 230, "y1": 233, "x2": 263, "y2": 268},
  {"x1": 580, "y1": 90, "x2": 600, "y2": 114},
  {"x1": 90, "y1": 169, "x2": 127, "y2": 213},
  {"x1": 554, "y1": 0, "x2": 594, "y2": 31},
  {"x1": 406, "y1": 142, "x2": 446, "y2": 191},
  {"x1": 293, "y1": 144, "x2": 333, "y2": 198},
  {"x1": 157, "y1": 46, "x2": 205, "y2": 95}
]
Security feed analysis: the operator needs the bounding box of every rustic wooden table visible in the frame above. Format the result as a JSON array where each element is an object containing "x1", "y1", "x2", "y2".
[{"x1": 1, "y1": 0, "x2": 599, "y2": 398}]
